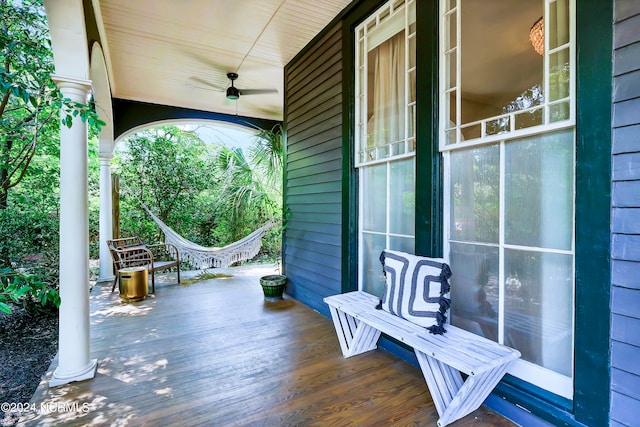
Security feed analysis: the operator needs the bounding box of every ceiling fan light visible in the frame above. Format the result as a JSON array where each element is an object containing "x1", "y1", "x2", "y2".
[{"x1": 226, "y1": 86, "x2": 240, "y2": 100}]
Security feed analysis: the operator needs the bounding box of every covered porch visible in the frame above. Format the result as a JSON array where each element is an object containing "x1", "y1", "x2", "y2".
[{"x1": 21, "y1": 266, "x2": 513, "y2": 426}]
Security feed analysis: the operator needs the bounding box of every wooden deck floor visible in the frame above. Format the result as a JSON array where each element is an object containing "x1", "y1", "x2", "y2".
[{"x1": 21, "y1": 265, "x2": 516, "y2": 426}]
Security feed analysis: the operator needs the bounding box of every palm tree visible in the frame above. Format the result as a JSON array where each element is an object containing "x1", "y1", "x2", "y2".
[{"x1": 214, "y1": 125, "x2": 284, "y2": 246}]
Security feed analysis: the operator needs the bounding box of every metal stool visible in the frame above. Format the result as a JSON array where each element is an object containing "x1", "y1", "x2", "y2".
[{"x1": 118, "y1": 266, "x2": 148, "y2": 302}]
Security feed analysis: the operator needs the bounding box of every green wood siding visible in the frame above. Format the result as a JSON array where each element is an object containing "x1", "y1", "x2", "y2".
[
  {"x1": 281, "y1": 0, "x2": 615, "y2": 425},
  {"x1": 284, "y1": 23, "x2": 343, "y2": 315}
]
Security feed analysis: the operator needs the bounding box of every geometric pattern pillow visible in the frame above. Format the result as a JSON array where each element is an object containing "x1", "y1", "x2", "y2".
[{"x1": 377, "y1": 249, "x2": 452, "y2": 335}]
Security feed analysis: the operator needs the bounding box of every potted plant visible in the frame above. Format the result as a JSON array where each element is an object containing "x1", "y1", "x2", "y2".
[
  {"x1": 259, "y1": 207, "x2": 290, "y2": 300},
  {"x1": 260, "y1": 273, "x2": 287, "y2": 300},
  {"x1": 250, "y1": 125, "x2": 288, "y2": 300}
]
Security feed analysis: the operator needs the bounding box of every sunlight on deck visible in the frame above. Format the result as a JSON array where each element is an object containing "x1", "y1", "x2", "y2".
[{"x1": 20, "y1": 265, "x2": 514, "y2": 426}]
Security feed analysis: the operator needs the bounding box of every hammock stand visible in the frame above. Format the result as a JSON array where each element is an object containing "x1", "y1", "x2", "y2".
[{"x1": 142, "y1": 205, "x2": 274, "y2": 269}]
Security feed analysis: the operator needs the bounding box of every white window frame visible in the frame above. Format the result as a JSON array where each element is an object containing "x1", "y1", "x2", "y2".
[
  {"x1": 439, "y1": 0, "x2": 576, "y2": 399},
  {"x1": 355, "y1": 0, "x2": 417, "y2": 293},
  {"x1": 355, "y1": 0, "x2": 416, "y2": 167}
]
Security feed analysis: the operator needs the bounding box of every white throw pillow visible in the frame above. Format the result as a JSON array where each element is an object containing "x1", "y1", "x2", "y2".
[{"x1": 378, "y1": 249, "x2": 452, "y2": 334}]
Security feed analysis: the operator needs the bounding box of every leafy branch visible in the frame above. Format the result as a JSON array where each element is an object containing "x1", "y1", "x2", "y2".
[{"x1": 0, "y1": 268, "x2": 60, "y2": 314}]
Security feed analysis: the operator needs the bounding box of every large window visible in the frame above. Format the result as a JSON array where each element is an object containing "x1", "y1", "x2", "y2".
[
  {"x1": 440, "y1": 0, "x2": 574, "y2": 398},
  {"x1": 355, "y1": 0, "x2": 416, "y2": 296}
]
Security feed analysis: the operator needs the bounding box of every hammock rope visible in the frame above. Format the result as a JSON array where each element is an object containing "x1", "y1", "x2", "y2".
[{"x1": 142, "y1": 205, "x2": 274, "y2": 269}]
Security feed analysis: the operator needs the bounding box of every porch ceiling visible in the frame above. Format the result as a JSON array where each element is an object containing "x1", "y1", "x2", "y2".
[{"x1": 94, "y1": 0, "x2": 353, "y2": 121}]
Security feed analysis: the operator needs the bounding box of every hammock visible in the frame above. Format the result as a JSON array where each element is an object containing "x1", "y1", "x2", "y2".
[{"x1": 142, "y1": 205, "x2": 274, "y2": 269}]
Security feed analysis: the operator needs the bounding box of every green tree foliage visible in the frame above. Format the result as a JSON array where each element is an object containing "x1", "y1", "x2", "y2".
[
  {"x1": 214, "y1": 146, "x2": 276, "y2": 240},
  {"x1": 250, "y1": 124, "x2": 284, "y2": 188},
  {"x1": 0, "y1": 0, "x2": 103, "y2": 313},
  {"x1": 213, "y1": 125, "x2": 283, "y2": 259},
  {"x1": 115, "y1": 124, "x2": 284, "y2": 264},
  {"x1": 1, "y1": 0, "x2": 59, "y2": 209},
  {"x1": 114, "y1": 126, "x2": 217, "y2": 245},
  {"x1": 0, "y1": 0, "x2": 103, "y2": 209}
]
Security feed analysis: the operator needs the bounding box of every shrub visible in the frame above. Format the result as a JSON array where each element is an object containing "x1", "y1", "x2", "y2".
[{"x1": 0, "y1": 268, "x2": 60, "y2": 314}]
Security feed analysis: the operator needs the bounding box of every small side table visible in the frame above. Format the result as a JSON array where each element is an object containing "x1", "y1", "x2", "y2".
[{"x1": 118, "y1": 266, "x2": 148, "y2": 302}]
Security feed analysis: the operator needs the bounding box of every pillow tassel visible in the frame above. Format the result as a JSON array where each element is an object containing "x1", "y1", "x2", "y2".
[
  {"x1": 439, "y1": 295, "x2": 451, "y2": 312},
  {"x1": 427, "y1": 324, "x2": 447, "y2": 335},
  {"x1": 377, "y1": 251, "x2": 387, "y2": 309},
  {"x1": 441, "y1": 263, "x2": 453, "y2": 280},
  {"x1": 379, "y1": 251, "x2": 387, "y2": 277},
  {"x1": 440, "y1": 264, "x2": 452, "y2": 295},
  {"x1": 426, "y1": 311, "x2": 448, "y2": 335}
]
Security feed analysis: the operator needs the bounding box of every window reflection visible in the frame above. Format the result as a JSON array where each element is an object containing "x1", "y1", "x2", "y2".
[
  {"x1": 459, "y1": 1, "x2": 543, "y2": 138},
  {"x1": 444, "y1": 0, "x2": 575, "y2": 395}
]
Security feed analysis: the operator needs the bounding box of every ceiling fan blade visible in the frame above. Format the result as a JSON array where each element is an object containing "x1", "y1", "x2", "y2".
[
  {"x1": 182, "y1": 51, "x2": 228, "y2": 73},
  {"x1": 238, "y1": 88, "x2": 278, "y2": 96},
  {"x1": 188, "y1": 76, "x2": 226, "y2": 91}
]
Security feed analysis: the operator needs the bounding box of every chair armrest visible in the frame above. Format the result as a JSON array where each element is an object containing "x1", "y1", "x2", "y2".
[{"x1": 146, "y1": 243, "x2": 180, "y2": 263}]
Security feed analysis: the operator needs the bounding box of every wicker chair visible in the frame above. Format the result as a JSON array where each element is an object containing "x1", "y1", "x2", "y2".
[{"x1": 108, "y1": 237, "x2": 180, "y2": 293}]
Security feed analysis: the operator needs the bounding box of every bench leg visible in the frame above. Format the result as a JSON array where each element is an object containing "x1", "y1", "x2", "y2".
[
  {"x1": 328, "y1": 306, "x2": 381, "y2": 358},
  {"x1": 416, "y1": 349, "x2": 512, "y2": 427},
  {"x1": 416, "y1": 350, "x2": 463, "y2": 418}
]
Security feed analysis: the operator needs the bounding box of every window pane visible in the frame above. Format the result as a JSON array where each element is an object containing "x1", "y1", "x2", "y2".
[
  {"x1": 367, "y1": 31, "x2": 406, "y2": 149},
  {"x1": 449, "y1": 242, "x2": 500, "y2": 341},
  {"x1": 514, "y1": 107, "x2": 543, "y2": 130},
  {"x1": 486, "y1": 116, "x2": 509, "y2": 136},
  {"x1": 446, "y1": 90, "x2": 457, "y2": 128},
  {"x1": 389, "y1": 159, "x2": 415, "y2": 235},
  {"x1": 409, "y1": 35, "x2": 416, "y2": 69},
  {"x1": 409, "y1": 68, "x2": 416, "y2": 103},
  {"x1": 549, "y1": 49, "x2": 570, "y2": 102},
  {"x1": 450, "y1": 145, "x2": 500, "y2": 243},
  {"x1": 505, "y1": 130, "x2": 574, "y2": 250},
  {"x1": 361, "y1": 232, "x2": 387, "y2": 296},
  {"x1": 362, "y1": 165, "x2": 387, "y2": 232},
  {"x1": 504, "y1": 249, "x2": 573, "y2": 377},
  {"x1": 460, "y1": 1, "x2": 543, "y2": 127},
  {"x1": 408, "y1": 104, "x2": 416, "y2": 140},
  {"x1": 461, "y1": 123, "x2": 480, "y2": 140},
  {"x1": 446, "y1": 12, "x2": 457, "y2": 51},
  {"x1": 389, "y1": 236, "x2": 414, "y2": 253},
  {"x1": 550, "y1": 101, "x2": 570, "y2": 123},
  {"x1": 445, "y1": 51, "x2": 457, "y2": 90},
  {"x1": 446, "y1": 129, "x2": 456, "y2": 145},
  {"x1": 549, "y1": 0, "x2": 570, "y2": 50}
]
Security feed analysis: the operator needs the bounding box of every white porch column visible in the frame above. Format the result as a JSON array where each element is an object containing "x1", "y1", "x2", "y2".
[
  {"x1": 49, "y1": 75, "x2": 97, "y2": 387},
  {"x1": 97, "y1": 154, "x2": 114, "y2": 282}
]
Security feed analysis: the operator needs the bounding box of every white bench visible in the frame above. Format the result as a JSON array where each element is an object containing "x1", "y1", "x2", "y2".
[{"x1": 324, "y1": 291, "x2": 521, "y2": 427}]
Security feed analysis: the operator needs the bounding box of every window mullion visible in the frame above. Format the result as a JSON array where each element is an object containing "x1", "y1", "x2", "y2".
[
  {"x1": 456, "y1": 4, "x2": 461, "y2": 144},
  {"x1": 404, "y1": 4, "x2": 409, "y2": 151},
  {"x1": 386, "y1": 161, "x2": 391, "y2": 249},
  {"x1": 498, "y1": 141, "x2": 506, "y2": 345},
  {"x1": 543, "y1": 0, "x2": 549, "y2": 125},
  {"x1": 358, "y1": 168, "x2": 364, "y2": 290}
]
